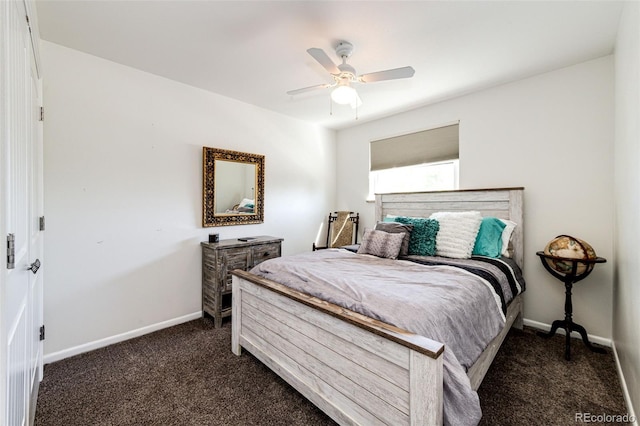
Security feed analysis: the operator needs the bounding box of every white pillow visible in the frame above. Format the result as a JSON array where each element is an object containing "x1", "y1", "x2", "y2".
[
  {"x1": 429, "y1": 211, "x2": 483, "y2": 259},
  {"x1": 239, "y1": 198, "x2": 254, "y2": 207},
  {"x1": 499, "y1": 219, "x2": 517, "y2": 258}
]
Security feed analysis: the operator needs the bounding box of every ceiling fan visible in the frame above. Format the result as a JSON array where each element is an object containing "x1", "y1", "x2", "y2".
[{"x1": 287, "y1": 41, "x2": 415, "y2": 109}]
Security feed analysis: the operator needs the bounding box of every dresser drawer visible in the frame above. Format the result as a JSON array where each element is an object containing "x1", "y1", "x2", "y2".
[
  {"x1": 220, "y1": 248, "x2": 251, "y2": 292},
  {"x1": 252, "y1": 243, "x2": 281, "y2": 267}
]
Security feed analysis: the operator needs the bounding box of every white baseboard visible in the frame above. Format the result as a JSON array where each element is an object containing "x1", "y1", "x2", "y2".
[
  {"x1": 611, "y1": 341, "x2": 639, "y2": 426},
  {"x1": 522, "y1": 318, "x2": 612, "y2": 347},
  {"x1": 43, "y1": 311, "x2": 203, "y2": 364}
]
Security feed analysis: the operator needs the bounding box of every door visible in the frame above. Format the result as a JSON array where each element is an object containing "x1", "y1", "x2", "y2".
[{"x1": 1, "y1": 0, "x2": 44, "y2": 424}]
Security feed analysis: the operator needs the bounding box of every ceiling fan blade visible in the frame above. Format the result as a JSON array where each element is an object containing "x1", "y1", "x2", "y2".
[
  {"x1": 307, "y1": 48, "x2": 340, "y2": 75},
  {"x1": 359, "y1": 66, "x2": 415, "y2": 83},
  {"x1": 286, "y1": 83, "x2": 332, "y2": 96}
]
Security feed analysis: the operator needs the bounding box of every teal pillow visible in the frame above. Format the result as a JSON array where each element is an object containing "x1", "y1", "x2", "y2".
[
  {"x1": 384, "y1": 216, "x2": 439, "y2": 256},
  {"x1": 472, "y1": 217, "x2": 506, "y2": 258}
]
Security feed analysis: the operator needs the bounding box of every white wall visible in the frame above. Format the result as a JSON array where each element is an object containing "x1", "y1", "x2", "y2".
[
  {"x1": 613, "y1": 1, "x2": 640, "y2": 419},
  {"x1": 336, "y1": 56, "x2": 614, "y2": 340},
  {"x1": 41, "y1": 41, "x2": 336, "y2": 358}
]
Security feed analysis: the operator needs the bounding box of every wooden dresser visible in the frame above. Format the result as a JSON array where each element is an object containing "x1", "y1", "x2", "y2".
[{"x1": 201, "y1": 236, "x2": 283, "y2": 327}]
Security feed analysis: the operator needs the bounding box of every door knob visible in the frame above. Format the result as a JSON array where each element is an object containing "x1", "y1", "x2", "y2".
[{"x1": 27, "y1": 259, "x2": 40, "y2": 274}]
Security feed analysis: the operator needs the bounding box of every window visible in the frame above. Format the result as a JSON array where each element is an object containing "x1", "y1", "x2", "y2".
[
  {"x1": 368, "y1": 124, "x2": 459, "y2": 199},
  {"x1": 369, "y1": 160, "x2": 458, "y2": 197}
]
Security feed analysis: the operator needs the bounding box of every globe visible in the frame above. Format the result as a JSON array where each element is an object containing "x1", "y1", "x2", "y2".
[{"x1": 543, "y1": 235, "x2": 597, "y2": 276}]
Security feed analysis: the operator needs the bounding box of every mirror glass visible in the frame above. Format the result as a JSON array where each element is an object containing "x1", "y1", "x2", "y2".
[
  {"x1": 214, "y1": 161, "x2": 256, "y2": 214},
  {"x1": 203, "y1": 147, "x2": 264, "y2": 227}
]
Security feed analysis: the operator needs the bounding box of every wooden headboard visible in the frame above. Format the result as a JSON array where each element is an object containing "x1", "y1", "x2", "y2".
[{"x1": 375, "y1": 188, "x2": 524, "y2": 269}]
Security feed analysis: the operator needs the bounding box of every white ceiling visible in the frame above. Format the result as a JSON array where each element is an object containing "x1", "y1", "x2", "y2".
[{"x1": 35, "y1": 0, "x2": 624, "y2": 130}]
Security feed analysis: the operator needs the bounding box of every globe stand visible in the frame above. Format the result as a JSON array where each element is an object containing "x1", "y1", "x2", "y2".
[{"x1": 536, "y1": 251, "x2": 607, "y2": 360}]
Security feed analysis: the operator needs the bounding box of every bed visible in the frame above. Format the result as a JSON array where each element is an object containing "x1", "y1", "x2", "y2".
[{"x1": 231, "y1": 188, "x2": 525, "y2": 425}]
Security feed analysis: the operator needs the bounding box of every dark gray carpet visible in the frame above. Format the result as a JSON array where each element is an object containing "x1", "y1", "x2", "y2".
[
  {"x1": 34, "y1": 319, "x2": 628, "y2": 425},
  {"x1": 477, "y1": 328, "x2": 627, "y2": 426}
]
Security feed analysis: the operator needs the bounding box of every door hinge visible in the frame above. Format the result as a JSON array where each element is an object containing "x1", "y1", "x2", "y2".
[
  {"x1": 7, "y1": 234, "x2": 15, "y2": 270},
  {"x1": 40, "y1": 106, "x2": 44, "y2": 121},
  {"x1": 39, "y1": 216, "x2": 45, "y2": 231},
  {"x1": 39, "y1": 325, "x2": 45, "y2": 341}
]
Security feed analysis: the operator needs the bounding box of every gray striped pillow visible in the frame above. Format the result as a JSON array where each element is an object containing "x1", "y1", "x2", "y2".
[{"x1": 356, "y1": 229, "x2": 405, "y2": 259}]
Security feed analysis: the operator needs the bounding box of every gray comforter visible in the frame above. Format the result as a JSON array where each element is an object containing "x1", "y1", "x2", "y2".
[{"x1": 250, "y1": 248, "x2": 523, "y2": 426}]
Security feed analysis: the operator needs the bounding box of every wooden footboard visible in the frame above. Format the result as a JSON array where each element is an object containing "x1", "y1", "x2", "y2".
[{"x1": 231, "y1": 270, "x2": 445, "y2": 425}]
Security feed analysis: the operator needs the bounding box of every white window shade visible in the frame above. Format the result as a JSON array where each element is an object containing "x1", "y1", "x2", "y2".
[{"x1": 370, "y1": 124, "x2": 459, "y2": 171}]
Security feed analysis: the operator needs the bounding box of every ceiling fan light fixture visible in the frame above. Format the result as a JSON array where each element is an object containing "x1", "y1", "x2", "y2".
[{"x1": 331, "y1": 84, "x2": 357, "y2": 105}]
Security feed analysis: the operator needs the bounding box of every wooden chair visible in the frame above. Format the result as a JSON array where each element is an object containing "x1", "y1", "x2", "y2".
[{"x1": 313, "y1": 211, "x2": 359, "y2": 251}]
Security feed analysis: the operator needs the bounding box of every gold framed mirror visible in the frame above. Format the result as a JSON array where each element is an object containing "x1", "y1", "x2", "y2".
[{"x1": 202, "y1": 147, "x2": 264, "y2": 227}]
